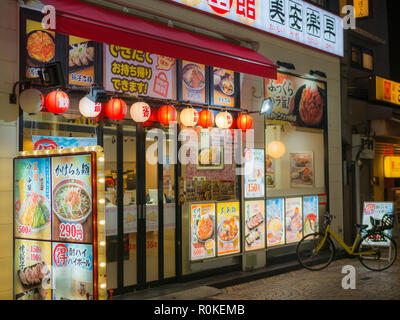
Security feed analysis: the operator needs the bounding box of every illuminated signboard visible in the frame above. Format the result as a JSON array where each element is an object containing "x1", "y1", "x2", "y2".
[
  {"x1": 13, "y1": 146, "x2": 106, "y2": 300},
  {"x1": 168, "y1": 0, "x2": 344, "y2": 57},
  {"x1": 370, "y1": 76, "x2": 400, "y2": 107},
  {"x1": 384, "y1": 156, "x2": 400, "y2": 178},
  {"x1": 354, "y1": 0, "x2": 369, "y2": 18}
]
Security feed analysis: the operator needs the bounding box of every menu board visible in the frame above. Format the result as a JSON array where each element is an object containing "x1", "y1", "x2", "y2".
[
  {"x1": 68, "y1": 36, "x2": 96, "y2": 87},
  {"x1": 105, "y1": 44, "x2": 177, "y2": 99},
  {"x1": 265, "y1": 73, "x2": 326, "y2": 129},
  {"x1": 14, "y1": 239, "x2": 52, "y2": 300},
  {"x1": 216, "y1": 202, "x2": 240, "y2": 256},
  {"x1": 24, "y1": 19, "x2": 57, "y2": 81},
  {"x1": 52, "y1": 155, "x2": 93, "y2": 243},
  {"x1": 52, "y1": 242, "x2": 94, "y2": 300},
  {"x1": 303, "y1": 196, "x2": 319, "y2": 236},
  {"x1": 362, "y1": 202, "x2": 393, "y2": 246},
  {"x1": 290, "y1": 152, "x2": 314, "y2": 187},
  {"x1": 212, "y1": 68, "x2": 235, "y2": 107},
  {"x1": 13, "y1": 150, "x2": 103, "y2": 300},
  {"x1": 266, "y1": 198, "x2": 285, "y2": 247},
  {"x1": 244, "y1": 148, "x2": 265, "y2": 198},
  {"x1": 14, "y1": 158, "x2": 52, "y2": 240},
  {"x1": 285, "y1": 197, "x2": 303, "y2": 243},
  {"x1": 244, "y1": 201, "x2": 265, "y2": 251},
  {"x1": 180, "y1": 60, "x2": 207, "y2": 103},
  {"x1": 190, "y1": 203, "x2": 216, "y2": 261}
]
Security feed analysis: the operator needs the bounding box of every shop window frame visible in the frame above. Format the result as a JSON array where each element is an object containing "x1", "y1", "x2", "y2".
[{"x1": 351, "y1": 44, "x2": 374, "y2": 72}]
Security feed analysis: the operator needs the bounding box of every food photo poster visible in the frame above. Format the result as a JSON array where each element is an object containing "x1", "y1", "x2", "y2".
[
  {"x1": 244, "y1": 200, "x2": 265, "y2": 251},
  {"x1": 290, "y1": 152, "x2": 314, "y2": 187},
  {"x1": 216, "y1": 202, "x2": 240, "y2": 256}
]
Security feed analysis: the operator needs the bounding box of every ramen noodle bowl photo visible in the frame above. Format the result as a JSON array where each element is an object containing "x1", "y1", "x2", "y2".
[
  {"x1": 182, "y1": 63, "x2": 205, "y2": 92},
  {"x1": 53, "y1": 179, "x2": 92, "y2": 224},
  {"x1": 218, "y1": 217, "x2": 239, "y2": 244},
  {"x1": 17, "y1": 193, "x2": 51, "y2": 232}
]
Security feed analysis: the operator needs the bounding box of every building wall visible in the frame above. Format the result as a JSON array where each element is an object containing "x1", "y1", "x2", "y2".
[{"x1": 0, "y1": 0, "x2": 19, "y2": 300}]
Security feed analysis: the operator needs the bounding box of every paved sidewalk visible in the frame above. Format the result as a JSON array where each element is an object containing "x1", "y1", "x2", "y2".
[{"x1": 211, "y1": 257, "x2": 400, "y2": 300}]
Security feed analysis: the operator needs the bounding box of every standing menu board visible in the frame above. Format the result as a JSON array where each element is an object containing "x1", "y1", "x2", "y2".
[
  {"x1": 266, "y1": 198, "x2": 285, "y2": 247},
  {"x1": 285, "y1": 197, "x2": 303, "y2": 244},
  {"x1": 362, "y1": 202, "x2": 394, "y2": 246},
  {"x1": 244, "y1": 149, "x2": 265, "y2": 199},
  {"x1": 13, "y1": 148, "x2": 106, "y2": 300},
  {"x1": 244, "y1": 201, "x2": 265, "y2": 251},
  {"x1": 190, "y1": 203, "x2": 216, "y2": 261},
  {"x1": 216, "y1": 202, "x2": 240, "y2": 256}
]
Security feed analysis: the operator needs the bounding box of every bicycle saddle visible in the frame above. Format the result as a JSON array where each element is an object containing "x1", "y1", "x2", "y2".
[{"x1": 355, "y1": 224, "x2": 368, "y2": 230}]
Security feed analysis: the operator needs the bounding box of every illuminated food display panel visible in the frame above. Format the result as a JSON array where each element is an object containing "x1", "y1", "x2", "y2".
[{"x1": 13, "y1": 147, "x2": 106, "y2": 300}]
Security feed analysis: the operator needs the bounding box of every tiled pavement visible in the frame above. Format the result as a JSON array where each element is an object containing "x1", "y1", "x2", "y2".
[{"x1": 211, "y1": 257, "x2": 400, "y2": 300}]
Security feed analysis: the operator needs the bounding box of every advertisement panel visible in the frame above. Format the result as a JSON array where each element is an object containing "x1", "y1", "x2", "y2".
[
  {"x1": 169, "y1": 0, "x2": 344, "y2": 57},
  {"x1": 285, "y1": 197, "x2": 303, "y2": 243},
  {"x1": 32, "y1": 135, "x2": 97, "y2": 151},
  {"x1": 14, "y1": 157, "x2": 52, "y2": 240},
  {"x1": 265, "y1": 72, "x2": 326, "y2": 129},
  {"x1": 216, "y1": 201, "x2": 240, "y2": 256},
  {"x1": 212, "y1": 67, "x2": 236, "y2": 107},
  {"x1": 303, "y1": 195, "x2": 319, "y2": 236},
  {"x1": 190, "y1": 203, "x2": 216, "y2": 260},
  {"x1": 68, "y1": 36, "x2": 96, "y2": 87},
  {"x1": 362, "y1": 202, "x2": 393, "y2": 246},
  {"x1": 266, "y1": 198, "x2": 285, "y2": 246},
  {"x1": 52, "y1": 242, "x2": 94, "y2": 300},
  {"x1": 51, "y1": 155, "x2": 93, "y2": 243},
  {"x1": 244, "y1": 148, "x2": 265, "y2": 198},
  {"x1": 105, "y1": 44, "x2": 177, "y2": 99},
  {"x1": 180, "y1": 60, "x2": 207, "y2": 103},
  {"x1": 290, "y1": 152, "x2": 314, "y2": 187},
  {"x1": 14, "y1": 239, "x2": 52, "y2": 300},
  {"x1": 244, "y1": 200, "x2": 265, "y2": 251}
]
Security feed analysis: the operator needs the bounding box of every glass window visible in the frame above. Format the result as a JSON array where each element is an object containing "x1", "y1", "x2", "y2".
[
  {"x1": 351, "y1": 46, "x2": 362, "y2": 67},
  {"x1": 362, "y1": 51, "x2": 373, "y2": 71}
]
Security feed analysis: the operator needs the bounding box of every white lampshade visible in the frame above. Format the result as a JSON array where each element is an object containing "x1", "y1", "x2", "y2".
[
  {"x1": 267, "y1": 140, "x2": 286, "y2": 159},
  {"x1": 180, "y1": 107, "x2": 199, "y2": 127},
  {"x1": 130, "y1": 102, "x2": 151, "y2": 122},
  {"x1": 215, "y1": 111, "x2": 233, "y2": 129},
  {"x1": 79, "y1": 96, "x2": 102, "y2": 118},
  {"x1": 19, "y1": 88, "x2": 44, "y2": 115}
]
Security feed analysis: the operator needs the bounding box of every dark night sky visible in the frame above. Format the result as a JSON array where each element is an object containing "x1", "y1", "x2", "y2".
[{"x1": 388, "y1": 0, "x2": 400, "y2": 81}]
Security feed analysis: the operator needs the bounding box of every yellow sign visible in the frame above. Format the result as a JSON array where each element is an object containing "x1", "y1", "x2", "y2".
[
  {"x1": 384, "y1": 156, "x2": 400, "y2": 178},
  {"x1": 373, "y1": 76, "x2": 400, "y2": 106},
  {"x1": 216, "y1": 202, "x2": 240, "y2": 256},
  {"x1": 354, "y1": 0, "x2": 369, "y2": 18}
]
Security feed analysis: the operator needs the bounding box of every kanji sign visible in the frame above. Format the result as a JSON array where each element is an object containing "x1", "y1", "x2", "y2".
[{"x1": 170, "y1": 0, "x2": 343, "y2": 56}]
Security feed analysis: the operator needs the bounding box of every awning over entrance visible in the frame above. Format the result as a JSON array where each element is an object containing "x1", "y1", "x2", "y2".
[{"x1": 42, "y1": 0, "x2": 278, "y2": 79}]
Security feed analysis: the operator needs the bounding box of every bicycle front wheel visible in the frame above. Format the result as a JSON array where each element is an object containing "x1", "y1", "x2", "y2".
[
  {"x1": 357, "y1": 232, "x2": 397, "y2": 271},
  {"x1": 297, "y1": 232, "x2": 335, "y2": 271}
]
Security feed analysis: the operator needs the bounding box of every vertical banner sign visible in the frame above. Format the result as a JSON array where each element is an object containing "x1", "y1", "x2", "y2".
[
  {"x1": 14, "y1": 158, "x2": 52, "y2": 240},
  {"x1": 52, "y1": 155, "x2": 93, "y2": 243},
  {"x1": 285, "y1": 197, "x2": 303, "y2": 243},
  {"x1": 169, "y1": 0, "x2": 344, "y2": 57},
  {"x1": 212, "y1": 68, "x2": 236, "y2": 107},
  {"x1": 244, "y1": 148, "x2": 265, "y2": 198},
  {"x1": 244, "y1": 200, "x2": 265, "y2": 251},
  {"x1": 68, "y1": 36, "x2": 96, "y2": 87},
  {"x1": 216, "y1": 201, "x2": 240, "y2": 256},
  {"x1": 266, "y1": 198, "x2": 285, "y2": 246},
  {"x1": 14, "y1": 239, "x2": 52, "y2": 300},
  {"x1": 190, "y1": 203, "x2": 216, "y2": 261},
  {"x1": 105, "y1": 44, "x2": 177, "y2": 99},
  {"x1": 303, "y1": 195, "x2": 319, "y2": 236},
  {"x1": 362, "y1": 202, "x2": 394, "y2": 246},
  {"x1": 181, "y1": 61, "x2": 207, "y2": 103}
]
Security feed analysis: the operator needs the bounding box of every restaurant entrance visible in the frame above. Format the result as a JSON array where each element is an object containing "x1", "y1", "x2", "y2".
[{"x1": 103, "y1": 121, "x2": 176, "y2": 293}]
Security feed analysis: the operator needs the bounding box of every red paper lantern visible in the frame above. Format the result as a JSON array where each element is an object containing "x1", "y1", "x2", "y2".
[
  {"x1": 237, "y1": 114, "x2": 253, "y2": 131},
  {"x1": 105, "y1": 98, "x2": 127, "y2": 120},
  {"x1": 45, "y1": 90, "x2": 70, "y2": 114},
  {"x1": 158, "y1": 105, "x2": 177, "y2": 125},
  {"x1": 198, "y1": 109, "x2": 214, "y2": 128}
]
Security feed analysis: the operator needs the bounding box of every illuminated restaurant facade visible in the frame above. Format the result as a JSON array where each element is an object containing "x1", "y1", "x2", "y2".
[{"x1": 0, "y1": 0, "x2": 344, "y2": 299}]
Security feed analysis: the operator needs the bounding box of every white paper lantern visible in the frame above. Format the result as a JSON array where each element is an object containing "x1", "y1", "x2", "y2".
[
  {"x1": 130, "y1": 102, "x2": 151, "y2": 122},
  {"x1": 267, "y1": 140, "x2": 286, "y2": 159},
  {"x1": 19, "y1": 88, "x2": 44, "y2": 115},
  {"x1": 180, "y1": 107, "x2": 199, "y2": 127},
  {"x1": 79, "y1": 96, "x2": 102, "y2": 118},
  {"x1": 215, "y1": 111, "x2": 233, "y2": 129}
]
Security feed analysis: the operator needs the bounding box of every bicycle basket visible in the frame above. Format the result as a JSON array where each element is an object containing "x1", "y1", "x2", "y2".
[{"x1": 370, "y1": 214, "x2": 394, "y2": 230}]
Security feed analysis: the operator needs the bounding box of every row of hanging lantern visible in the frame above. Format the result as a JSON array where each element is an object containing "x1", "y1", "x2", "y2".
[{"x1": 19, "y1": 88, "x2": 253, "y2": 131}]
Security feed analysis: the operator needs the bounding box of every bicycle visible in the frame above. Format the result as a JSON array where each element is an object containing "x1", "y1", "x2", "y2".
[{"x1": 297, "y1": 212, "x2": 397, "y2": 271}]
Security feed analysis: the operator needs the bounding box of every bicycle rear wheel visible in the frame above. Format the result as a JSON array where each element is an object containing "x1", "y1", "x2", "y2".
[
  {"x1": 297, "y1": 232, "x2": 335, "y2": 271},
  {"x1": 357, "y1": 233, "x2": 397, "y2": 271}
]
